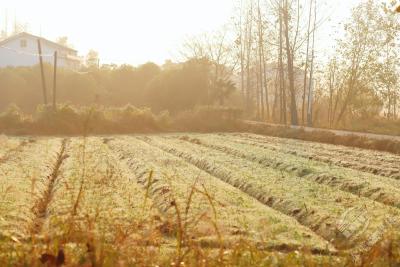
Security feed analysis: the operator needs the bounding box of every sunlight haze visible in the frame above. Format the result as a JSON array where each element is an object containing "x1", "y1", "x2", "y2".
[
  {"x1": 1, "y1": 0, "x2": 400, "y2": 265},
  {"x1": 2, "y1": 0, "x2": 362, "y2": 65}
]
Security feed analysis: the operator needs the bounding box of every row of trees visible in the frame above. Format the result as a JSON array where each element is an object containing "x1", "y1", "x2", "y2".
[
  {"x1": 183, "y1": 0, "x2": 399, "y2": 127},
  {"x1": 0, "y1": 59, "x2": 236, "y2": 113},
  {"x1": 228, "y1": 0, "x2": 319, "y2": 125},
  {"x1": 1, "y1": 0, "x2": 398, "y2": 129},
  {"x1": 324, "y1": 0, "x2": 399, "y2": 127}
]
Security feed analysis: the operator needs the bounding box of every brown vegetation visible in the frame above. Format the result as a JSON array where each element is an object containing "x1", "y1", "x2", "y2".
[
  {"x1": 0, "y1": 58, "x2": 237, "y2": 114},
  {"x1": 1, "y1": 134, "x2": 400, "y2": 266},
  {"x1": 245, "y1": 122, "x2": 400, "y2": 155},
  {"x1": 0, "y1": 104, "x2": 243, "y2": 135}
]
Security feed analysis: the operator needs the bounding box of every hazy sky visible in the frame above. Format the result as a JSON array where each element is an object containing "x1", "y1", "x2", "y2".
[{"x1": 0, "y1": 0, "x2": 376, "y2": 65}]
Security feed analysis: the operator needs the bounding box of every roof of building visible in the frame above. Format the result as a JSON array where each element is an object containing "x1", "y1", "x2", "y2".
[{"x1": 0, "y1": 32, "x2": 77, "y2": 52}]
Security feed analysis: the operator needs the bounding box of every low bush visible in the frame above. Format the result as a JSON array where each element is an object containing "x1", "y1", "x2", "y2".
[
  {"x1": 0, "y1": 104, "x2": 26, "y2": 128},
  {"x1": 0, "y1": 104, "x2": 169, "y2": 135},
  {"x1": 0, "y1": 104, "x2": 243, "y2": 135}
]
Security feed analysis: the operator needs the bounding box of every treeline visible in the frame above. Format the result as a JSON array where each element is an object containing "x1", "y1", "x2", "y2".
[
  {"x1": 0, "y1": 58, "x2": 238, "y2": 114},
  {"x1": 227, "y1": 0, "x2": 400, "y2": 128},
  {"x1": 1, "y1": 0, "x2": 400, "y2": 135}
]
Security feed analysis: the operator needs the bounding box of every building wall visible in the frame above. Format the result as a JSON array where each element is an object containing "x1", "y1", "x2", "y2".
[{"x1": 0, "y1": 35, "x2": 80, "y2": 69}]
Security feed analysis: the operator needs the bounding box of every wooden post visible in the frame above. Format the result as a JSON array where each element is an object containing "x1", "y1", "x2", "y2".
[
  {"x1": 37, "y1": 39, "x2": 48, "y2": 105},
  {"x1": 53, "y1": 51, "x2": 57, "y2": 110}
]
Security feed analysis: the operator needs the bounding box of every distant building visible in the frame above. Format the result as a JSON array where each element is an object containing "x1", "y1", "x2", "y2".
[{"x1": 0, "y1": 32, "x2": 81, "y2": 69}]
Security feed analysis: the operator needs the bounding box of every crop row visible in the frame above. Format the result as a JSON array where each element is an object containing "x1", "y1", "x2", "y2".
[
  {"x1": 143, "y1": 135, "x2": 400, "y2": 251},
  {"x1": 39, "y1": 137, "x2": 167, "y2": 265},
  {"x1": 231, "y1": 133, "x2": 400, "y2": 179},
  {"x1": 0, "y1": 137, "x2": 172, "y2": 266},
  {"x1": 0, "y1": 138, "x2": 61, "y2": 244},
  {"x1": 109, "y1": 136, "x2": 333, "y2": 253},
  {"x1": 177, "y1": 134, "x2": 400, "y2": 209}
]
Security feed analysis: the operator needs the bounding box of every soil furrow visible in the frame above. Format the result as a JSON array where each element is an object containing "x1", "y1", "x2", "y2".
[
  {"x1": 42, "y1": 137, "x2": 167, "y2": 252},
  {"x1": 233, "y1": 133, "x2": 400, "y2": 179},
  {"x1": 142, "y1": 136, "x2": 400, "y2": 252},
  {"x1": 0, "y1": 139, "x2": 61, "y2": 241},
  {"x1": 30, "y1": 139, "x2": 68, "y2": 234},
  {"x1": 108, "y1": 141, "x2": 176, "y2": 216},
  {"x1": 140, "y1": 137, "x2": 338, "y2": 246},
  {"x1": 179, "y1": 135, "x2": 400, "y2": 209},
  {"x1": 120, "y1": 137, "x2": 336, "y2": 253}
]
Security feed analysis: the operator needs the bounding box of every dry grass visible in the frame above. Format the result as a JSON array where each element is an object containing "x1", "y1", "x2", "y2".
[
  {"x1": 337, "y1": 118, "x2": 400, "y2": 136},
  {"x1": 232, "y1": 133, "x2": 400, "y2": 179},
  {"x1": 182, "y1": 134, "x2": 400, "y2": 208},
  {"x1": 1, "y1": 134, "x2": 400, "y2": 266},
  {"x1": 143, "y1": 136, "x2": 400, "y2": 252},
  {"x1": 245, "y1": 123, "x2": 400, "y2": 155}
]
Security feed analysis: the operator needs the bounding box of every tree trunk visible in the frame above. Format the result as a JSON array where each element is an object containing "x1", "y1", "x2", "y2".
[
  {"x1": 262, "y1": 49, "x2": 270, "y2": 120},
  {"x1": 307, "y1": 0, "x2": 316, "y2": 127},
  {"x1": 328, "y1": 60, "x2": 336, "y2": 128},
  {"x1": 278, "y1": 0, "x2": 287, "y2": 124},
  {"x1": 272, "y1": 69, "x2": 279, "y2": 121},
  {"x1": 302, "y1": 0, "x2": 313, "y2": 125},
  {"x1": 257, "y1": 1, "x2": 265, "y2": 120},
  {"x1": 239, "y1": 6, "x2": 245, "y2": 104},
  {"x1": 245, "y1": 3, "x2": 253, "y2": 114},
  {"x1": 282, "y1": 0, "x2": 298, "y2": 126},
  {"x1": 335, "y1": 76, "x2": 357, "y2": 125}
]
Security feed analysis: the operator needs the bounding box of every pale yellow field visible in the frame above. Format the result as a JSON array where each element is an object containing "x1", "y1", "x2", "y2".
[{"x1": 1, "y1": 134, "x2": 399, "y2": 266}]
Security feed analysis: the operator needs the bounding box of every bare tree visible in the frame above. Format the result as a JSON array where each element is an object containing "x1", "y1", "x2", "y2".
[
  {"x1": 282, "y1": 0, "x2": 299, "y2": 125},
  {"x1": 257, "y1": 0, "x2": 265, "y2": 119},
  {"x1": 302, "y1": 0, "x2": 313, "y2": 125},
  {"x1": 327, "y1": 57, "x2": 338, "y2": 127},
  {"x1": 278, "y1": 0, "x2": 287, "y2": 124},
  {"x1": 306, "y1": 0, "x2": 317, "y2": 126}
]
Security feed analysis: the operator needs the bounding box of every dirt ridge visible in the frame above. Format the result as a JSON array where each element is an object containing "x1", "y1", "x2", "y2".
[
  {"x1": 142, "y1": 138, "x2": 343, "y2": 250},
  {"x1": 180, "y1": 136, "x2": 400, "y2": 209},
  {"x1": 31, "y1": 139, "x2": 68, "y2": 234}
]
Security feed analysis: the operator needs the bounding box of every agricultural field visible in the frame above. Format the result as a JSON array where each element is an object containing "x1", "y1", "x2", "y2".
[{"x1": 0, "y1": 133, "x2": 400, "y2": 266}]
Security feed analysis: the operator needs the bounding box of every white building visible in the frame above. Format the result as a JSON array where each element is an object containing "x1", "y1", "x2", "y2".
[{"x1": 0, "y1": 32, "x2": 81, "y2": 69}]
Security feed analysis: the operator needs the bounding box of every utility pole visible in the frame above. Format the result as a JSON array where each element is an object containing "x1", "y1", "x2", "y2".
[
  {"x1": 37, "y1": 39, "x2": 48, "y2": 105},
  {"x1": 53, "y1": 51, "x2": 58, "y2": 110}
]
